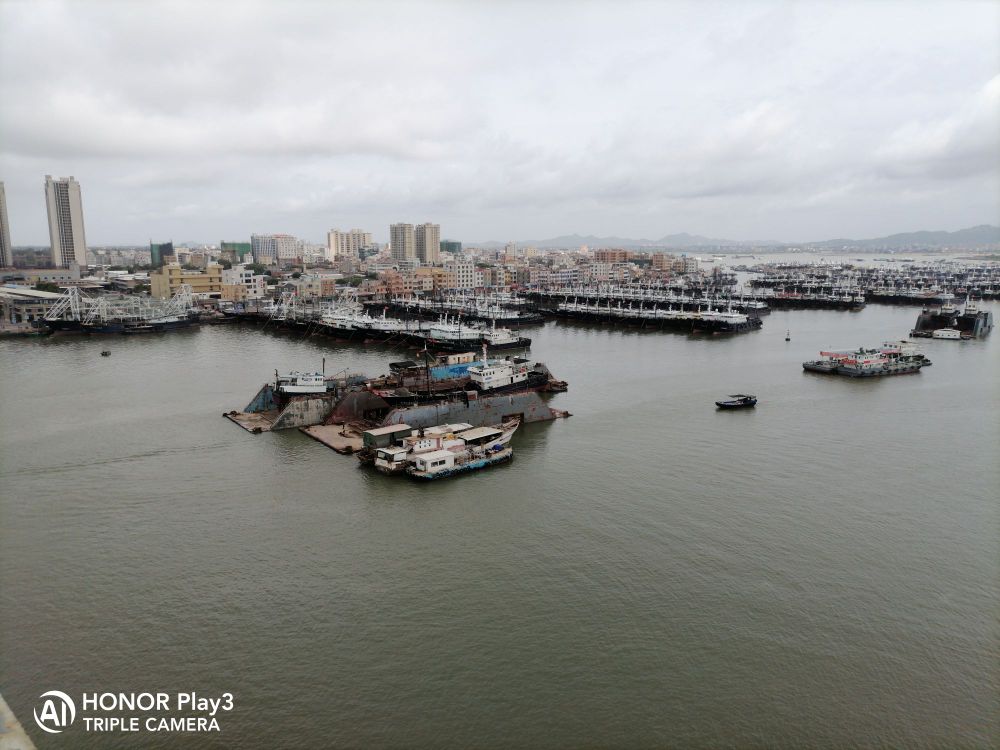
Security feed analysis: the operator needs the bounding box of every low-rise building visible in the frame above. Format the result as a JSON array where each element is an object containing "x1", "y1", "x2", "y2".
[
  {"x1": 221, "y1": 264, "x2": 267, "y2": 301},
  {"x1": 150, "y1": 263, "x2": 223, "y2": 299}
]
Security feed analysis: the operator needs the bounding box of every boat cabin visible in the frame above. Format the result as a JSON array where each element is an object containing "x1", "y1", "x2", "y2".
[
  {"x1": 374, "y1": 446, "x2": 410, "y2": 471},
  {"x1": 362, "y1": 423, "x2": 413, "y2": 449},
  {"x1": 410, "y1": 449, "x2": 457, "y2": 474}
]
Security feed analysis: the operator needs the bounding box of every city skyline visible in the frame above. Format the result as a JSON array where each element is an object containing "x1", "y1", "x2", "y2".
[{"x1": 1, "y1": 1, "x2": 998, "y2": 247}]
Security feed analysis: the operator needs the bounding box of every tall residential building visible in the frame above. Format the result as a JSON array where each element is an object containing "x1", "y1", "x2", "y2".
[
  {"x1": 440, "y1": 239, "x2": 462, "y2": 256},
  {"x1": 415, "y1": 223, "x2": 440, "y2": 264},
  {"x1": 45, "y1": 175, "x2": 88, "y2": 269},
  {"x1": 0, "y1": 182, "x2": 11, "y2": 268},
  {"x1": 390, "y1": 223, "x2": 415, "y2": 262},
  {"x1": 326, "y1": 228, "x2": 373, "y2": 260}
]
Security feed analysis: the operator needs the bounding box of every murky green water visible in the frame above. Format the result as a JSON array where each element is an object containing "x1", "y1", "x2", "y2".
[{"x1": 1, "y1": 300, "x2": 997, "y2": 748}]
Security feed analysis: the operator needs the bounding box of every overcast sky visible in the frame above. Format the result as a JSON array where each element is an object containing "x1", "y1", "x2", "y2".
[{"x1": 1, "y1": 0, "x2": 998, "y2": 246}]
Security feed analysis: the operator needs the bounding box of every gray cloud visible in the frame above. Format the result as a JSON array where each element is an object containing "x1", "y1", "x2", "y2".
[{"x1": 1, "y1": 0, "x2": 998, "y2": 245}]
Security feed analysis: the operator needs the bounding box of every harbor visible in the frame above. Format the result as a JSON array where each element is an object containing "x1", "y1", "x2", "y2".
[{"x1": 2, "y1": 299, "x2": 996, "y2": 748}]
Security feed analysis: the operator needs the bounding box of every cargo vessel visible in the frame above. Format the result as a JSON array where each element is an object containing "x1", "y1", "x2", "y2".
[
  {"x1": 910, "y1": 299, "x2": 994, "y2": 339},
  {"x1": 803, "y1": 343, "x2": 931, "y2": 377}
]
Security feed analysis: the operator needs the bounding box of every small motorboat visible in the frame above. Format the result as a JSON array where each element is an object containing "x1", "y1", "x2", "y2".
[
  {"x1": 100, "y1": 350, "x2": 111, "y2": 357},
  {"x1": 715, "y1": 394, "x2": 757, "y2": 409}
]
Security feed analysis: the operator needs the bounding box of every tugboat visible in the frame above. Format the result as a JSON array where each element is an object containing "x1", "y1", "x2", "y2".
[{"x1": 715, "y1": 394, "x2": 757, "y2": 409}]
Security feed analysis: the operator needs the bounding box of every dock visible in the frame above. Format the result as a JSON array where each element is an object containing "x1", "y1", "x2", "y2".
[{"x1": 301, "y1": 423, "x2": 365, "y2": 454}]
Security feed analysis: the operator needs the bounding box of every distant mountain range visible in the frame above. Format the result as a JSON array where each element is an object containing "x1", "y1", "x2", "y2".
[
  {"x1": 808, "y1": 225, "x2": 1000, "y2": 249},
  {"x1": 476, "y1": 225, "x2": 1000, "y2": 250}
]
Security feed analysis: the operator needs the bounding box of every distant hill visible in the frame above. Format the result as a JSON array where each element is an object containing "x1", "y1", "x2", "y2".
[
  {"x1": 473, "y1": 225, "x2": 1000, "y2": 250},
  {"x1": 811, "y1": 224, "x2": 1000, "y2": 249},
  {"x1": 475, "y1": 232, "x2": 744, "y2": 249}
]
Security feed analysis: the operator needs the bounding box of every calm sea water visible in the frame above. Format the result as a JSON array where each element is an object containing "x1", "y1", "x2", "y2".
[{"x1": 1, "y1": 298, "x2": 997, "y2": 749}]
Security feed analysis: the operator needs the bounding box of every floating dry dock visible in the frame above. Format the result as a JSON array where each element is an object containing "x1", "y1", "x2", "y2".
[{"x1": 227, "y1": 358, "x2": 570, "y2": 456}]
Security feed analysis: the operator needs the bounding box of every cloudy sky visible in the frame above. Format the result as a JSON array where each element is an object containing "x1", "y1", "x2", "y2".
[{"x1": 1, "y1": 0, "x2": 998, "y2": 245}]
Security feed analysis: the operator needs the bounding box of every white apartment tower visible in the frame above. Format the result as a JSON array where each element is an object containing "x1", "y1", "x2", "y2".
[
  {"x1": 0, "y1": 182, "x2": 11, "y2": 267},
  {"x1": 45, "y1": 175, "x2": 88, "y2": 268},
  {"x1": 415, "y1": 223, "x2": 440, "y2": 264},
  {"x1": 327, "y1": 228, "x2": 373, "y2": 260},
  {"x1": 390, "y1": 223, "x2": 415, "y2": 262}
]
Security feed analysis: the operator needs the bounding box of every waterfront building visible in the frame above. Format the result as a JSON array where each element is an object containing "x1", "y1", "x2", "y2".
[
  {"x1": 440, "y1": 239, "x2": 462, "y2": 256},
  {"x1": 678, "y1": 255, "x2": 699, "y2": 273},
  {"x1": 0, "y1": 182, "x2": 12, "y2": 268},
  {"x1": 150, "y1": 241, "x2": 174, "y2": 268},
  {"x1": 390, "y1": 223, "x2": 416, "y2": 262},
  {"x1": 443, "y1": 259, "x2": 477, "y2": 290},
  {"x1": 327, "y1": 229, "x2": 373, "y2": 261},
  {"x1": 44, "y1": 175, "x2": 88, "y2": 269},
  {"x1": 413, "y1": 266, "x2": 455, "y2": 293},
  {"x1": 0, "y1": 265, "x2": 81, "y2": 287},
  {"x1": 251, "y1": 234, "x2": 299, "y2": 265},
  {"x1": 284, "y1": 273, "x2": 343, "y2": 300},
  {"x1": 221, "y1": 264, "x2": 267, "y2": 301},
  {"x1": 150, "y1": 263, "x2": 223, "y2": 299},
  {"x1": 650, "y1": 252, "x2": 675, "y2": 271},
  {"x1": 0, "y1": 287, "x2": 64, "y2": 329},
  {"x1": 415, "y1": 223, "x2": 440, "y2": 264}
]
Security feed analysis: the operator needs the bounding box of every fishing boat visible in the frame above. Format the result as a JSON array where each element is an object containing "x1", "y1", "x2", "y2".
[{"x1": 715, "y1": 394, "x2": 757, "y2": 409}]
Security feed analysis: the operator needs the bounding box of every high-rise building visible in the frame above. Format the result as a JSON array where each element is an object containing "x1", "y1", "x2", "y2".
[
  {"x1": 390, "y1": 223, "x2": 415, "y2": 262},
  {"x1": 45, "y1": 175, "x2": 88, "y2": 269},
  {"x1": 251, "y1": 233, "x2": 299, "y2": 264},
  {"x1": 0, "y1": 182, "x2": 11, "y2": 268},
  {"x1": 415, "y1": 223, "x2": 440, "y2": 264},
  {"x1": 326, "y1": 228, "x2": 373, "y2": 261},
  {"x1": 150, "y1": 241, "x2": 174, "y2": 268},
  {"x1": 440, "y1": 240, "x2": 462, "y2": 256}
]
